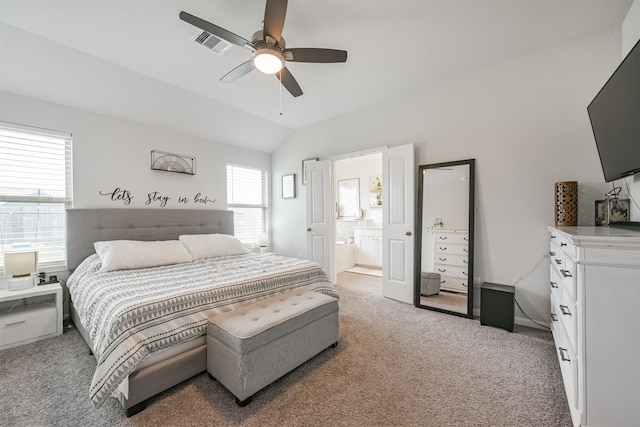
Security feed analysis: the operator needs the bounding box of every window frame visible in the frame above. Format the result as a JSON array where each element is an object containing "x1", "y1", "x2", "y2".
[
  {"x1": 0, "y1": 121, "x2": 73, "y2": 272},
  {"x1": 226, "y1": 163, "x2": 269, "y2": 246}
]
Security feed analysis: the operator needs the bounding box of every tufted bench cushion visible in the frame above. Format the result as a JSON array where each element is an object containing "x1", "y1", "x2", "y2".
[{"x1": 207, "y1": 289, "x2": 339, "y2": 406}]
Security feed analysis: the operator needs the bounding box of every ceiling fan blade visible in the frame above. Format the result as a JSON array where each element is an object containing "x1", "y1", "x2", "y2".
[
  {"x1": 283, "y1": 48, "x2": 348, "y2": 63},
  {"x1": 220, "y1": 60, "x2": 255, "y2": 83},
  {"x1": 263, "y1": 0, "x2": 288, "y2": 42},
  {"x1": 179, "y1": 11, "x2": 254, "y2": 50},
  {"x1": 278, "y1": 67, "x2": 303, "y2": 97}
]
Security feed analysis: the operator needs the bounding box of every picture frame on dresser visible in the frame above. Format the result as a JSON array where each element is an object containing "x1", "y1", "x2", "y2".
[{"x1": 594, "y1": 198, "x2": 630, "y2": 225}]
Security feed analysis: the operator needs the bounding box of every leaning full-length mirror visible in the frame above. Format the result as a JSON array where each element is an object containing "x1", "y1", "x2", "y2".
[{"x1": 415, "y1": 159, "x2": 475, "y2": 317}]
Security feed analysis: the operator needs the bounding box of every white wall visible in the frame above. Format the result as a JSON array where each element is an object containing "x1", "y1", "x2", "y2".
[
  {"x1": 272, "y1": 27, "x2": 623, "y2": 324},
  {"x1": 0, "y1": 91, "x2": 271, "y2": 211}
]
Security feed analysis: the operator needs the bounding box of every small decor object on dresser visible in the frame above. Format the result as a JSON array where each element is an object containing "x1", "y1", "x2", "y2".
[
  {"x1": 554, "y1": 181, "x2": 577, "y2": 226},
  {"x1": 151, "y1": 150, "x2": 195, "y2": 175},
  {"x1": 595, "y1": 198, "x2": 630, "y2": 225}
]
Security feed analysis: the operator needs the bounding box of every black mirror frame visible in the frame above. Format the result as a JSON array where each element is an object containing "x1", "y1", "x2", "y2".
[{"x1": 414, "y1": 159, "x2": 475, "y2": 318}]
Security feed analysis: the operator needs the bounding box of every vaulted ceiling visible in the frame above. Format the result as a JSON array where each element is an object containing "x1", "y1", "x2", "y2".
[{"x1": 0, "y1": 1, "x2": 632, "y2": 152}]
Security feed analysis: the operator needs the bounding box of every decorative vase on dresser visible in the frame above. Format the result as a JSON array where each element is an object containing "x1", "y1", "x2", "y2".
[{"x1": 547, "y1": 225, "x2": 640, "y2": 427}]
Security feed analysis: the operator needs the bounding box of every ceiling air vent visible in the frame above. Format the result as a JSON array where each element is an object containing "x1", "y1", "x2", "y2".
[{"x1": 191, "y1": 30, "x2": 232, "y2": 55}]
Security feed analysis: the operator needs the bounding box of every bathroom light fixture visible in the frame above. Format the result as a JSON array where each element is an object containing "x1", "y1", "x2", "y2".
[{"x1": 252, "y1": 48, "x2": 284, "y2": 74}]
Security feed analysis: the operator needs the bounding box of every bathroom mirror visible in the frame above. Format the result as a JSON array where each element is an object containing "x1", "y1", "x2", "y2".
[
  {"x1": 414, "y1": 159, "x2": 475, "y2": 318},
  {"x1": 338, "y1": 178, "x2": 360, "y2": 218}
]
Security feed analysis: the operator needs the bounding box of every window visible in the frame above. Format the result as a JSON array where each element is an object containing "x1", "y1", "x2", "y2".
[
  {"x1": 0, "y1": 122, "x2": 73, "y2": 271},
  {"x1": 226, "y1": 164, "x2": 268, "y2": 245}
]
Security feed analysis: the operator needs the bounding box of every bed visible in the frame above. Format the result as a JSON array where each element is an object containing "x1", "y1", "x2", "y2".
[{"x1": 66, "y1": 208, "x2": 336, "y2": 416}]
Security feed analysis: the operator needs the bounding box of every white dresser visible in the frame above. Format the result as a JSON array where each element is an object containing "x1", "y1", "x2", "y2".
[
  {"x1": 547, "y1": 226, "x2": 640, "y2": 427},
  {"x1": 433, "y1": 229, "x2": 469, "y2": 294}
]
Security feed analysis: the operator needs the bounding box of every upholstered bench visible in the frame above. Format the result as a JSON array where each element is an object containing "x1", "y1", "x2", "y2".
[{"x1": 207, "y1": 289, "x2": 339, "y2": 406}]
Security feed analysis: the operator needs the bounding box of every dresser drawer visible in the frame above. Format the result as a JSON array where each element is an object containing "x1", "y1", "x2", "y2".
[
  {"x1": 558, "y1": 285, "x2": 577, "y2": 353},
  {"x1": 434, "y1": 253, "x2": 468, "y2": 267},
  {"x1": 557, "y1": 329, "x2": 579, "y2": 416},
  {"x1": 434, "y1": 264, "x2": 467, "y2": 279},
  {"x1": 435, "y1": 244, "x2": 468, "y2": 256},
  {"x1": 440, "y1": 275, "x2": 469, "y2": 293},
  {"x1": 550, "y1": 293, "x2": 560, "y2": 342},
  {"x1": 550, "y1": 231, "x2": 577, "y2": 258},
  {"x1": 0, "y1": 302, "x2": 58, "y2": 347},
  {"x1": 434, "y1": 232, "x2": 468, "y2": 245}
]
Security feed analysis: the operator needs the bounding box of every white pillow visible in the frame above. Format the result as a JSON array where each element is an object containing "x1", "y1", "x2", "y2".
[
  {"x1": 179, "y1": 233, "x2": 250, "y2": 260},
  {"x1": 94, "y1": 240, "x2": 193, "y2": 272}
]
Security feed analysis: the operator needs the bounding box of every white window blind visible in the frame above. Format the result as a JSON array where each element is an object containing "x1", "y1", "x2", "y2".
[
  {"x1": 0, "y1": 122, "x2": 73, "y2": 272},
  {"x1": 227, "y1": 164, "x2": 268, "y2": 244}
]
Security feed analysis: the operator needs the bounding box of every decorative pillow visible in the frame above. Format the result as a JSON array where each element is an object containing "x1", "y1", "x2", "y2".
[
  {"x1": 179, "y1": 233, "x2": 250, "y2": 260},
  {"x1": 94, "y1": 240, "x2": 193, "y2": 272}
]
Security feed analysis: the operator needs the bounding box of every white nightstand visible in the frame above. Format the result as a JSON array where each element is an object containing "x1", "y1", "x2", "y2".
[{"x1": 0, "y1": 282, "x2": 63, "y2": 350}]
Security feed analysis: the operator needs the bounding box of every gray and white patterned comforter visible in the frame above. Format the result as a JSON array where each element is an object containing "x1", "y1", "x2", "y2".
[{"x1": 67, "y1": 253, "x2": 336, "y2": 406}]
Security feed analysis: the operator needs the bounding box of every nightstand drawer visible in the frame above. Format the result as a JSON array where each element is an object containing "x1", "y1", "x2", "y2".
[{"x1": 0, "y1": 302, "x2": 58, "y2": 347}]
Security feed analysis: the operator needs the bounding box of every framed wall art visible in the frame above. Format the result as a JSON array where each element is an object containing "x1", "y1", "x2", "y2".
[
  {"x1": 282, "y1": 174, "x2": 296, "y2": 199},
  {"x1": 151, "y1": 150, "x2": 196, "y2": 175}
]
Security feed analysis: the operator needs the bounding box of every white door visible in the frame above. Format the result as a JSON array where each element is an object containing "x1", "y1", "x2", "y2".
[
  {"x1": 306, "y1": 160, "x2": 334, "y2": 282},
  {"x1": 382, "y1": 143, "x2": 415, "y2": 303}
]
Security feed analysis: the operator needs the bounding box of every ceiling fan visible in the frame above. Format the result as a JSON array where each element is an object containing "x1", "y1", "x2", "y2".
[{"x1": 179, "y1": 0, "x2": 347, "y2": 97}]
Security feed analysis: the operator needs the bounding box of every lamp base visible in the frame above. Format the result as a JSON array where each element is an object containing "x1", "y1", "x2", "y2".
[{"x1": 8, "y1": 276, "x2": 35, "y2": 291}]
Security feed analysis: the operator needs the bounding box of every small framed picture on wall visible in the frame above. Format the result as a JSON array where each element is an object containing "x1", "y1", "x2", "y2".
[{"x1": 282, "y1": 174, "x2": 296, "y2": 199}]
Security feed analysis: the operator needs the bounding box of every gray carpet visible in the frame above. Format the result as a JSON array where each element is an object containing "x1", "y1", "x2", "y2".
[{"x1": 0, "y1": 285, "x2": 571, "y2": 427}]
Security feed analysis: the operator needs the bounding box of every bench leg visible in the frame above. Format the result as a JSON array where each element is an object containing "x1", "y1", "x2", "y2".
[{"x1": 236, "y1": 396, "x2": 253, "y2": 407}]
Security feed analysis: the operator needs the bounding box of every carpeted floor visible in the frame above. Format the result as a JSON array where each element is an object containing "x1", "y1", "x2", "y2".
[{"x1": 0, "y1": 285, "x2": 571, "y2": 427}]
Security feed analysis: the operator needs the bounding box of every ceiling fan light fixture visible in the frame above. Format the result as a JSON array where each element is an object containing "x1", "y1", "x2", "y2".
[{"x1": 252, "y1": 48, "x2": 284, "y2": 74}]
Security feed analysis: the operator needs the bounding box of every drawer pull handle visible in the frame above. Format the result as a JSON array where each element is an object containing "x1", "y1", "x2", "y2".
[
  {"x1": 550, "y1": 281, "x2": 558, "y2": 289},
  {"x1": 463, "y1": 260, "x2": 468, "y2": 264},
  {"x1": 560, "y1": 269, "x2": 573, "y2": 278},
  {"x1": 463, "y1": 237, "x2": 468, "y2": 241},
  {"x1": 463, "y1": 272, "x2": 468, "y2": 276},
  {"x1": 439, "y1": 247, "x2": 447, "y2": 250},
  {"x1": 549, "y1": 251, "x2": 556, "y2": 256},
  {"x1": 438, "y1": 257, "x2": 447, "y2": 261},
  {"x1": 551, "y1": 234, "x2": 556, "y2": 239},
  {"x1": 5, "y1": 320, "x2": 26, "y2": 327},
  {"x1": 438, "y1": 268, "x2": 446, "y2": 272},
  {"x1": 559, "y1": 305, "x2": 572, "y2": 316},
  {"x1": 439, "y1": 236, "x2": 448, "y2": 240},
  {"x1": 560, "y1": 242, "x2": 567, "y2": 247},
  {"x1": 463, "y1": 248, "x2": 468, "y2": 252},
  {"x1": 550, "y1": 313, "x2": 558, "y2": 322},
  {"x1": 559, "y1": 347, "x2": 571, "y2": 362},
  {"x1": 554, "y1": 259, "x2": 562, "y2": 265}
]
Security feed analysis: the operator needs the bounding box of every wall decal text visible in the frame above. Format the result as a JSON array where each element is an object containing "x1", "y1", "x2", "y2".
[{"x1": 99, "y1": 188, "x2": 216, "y2": 207}]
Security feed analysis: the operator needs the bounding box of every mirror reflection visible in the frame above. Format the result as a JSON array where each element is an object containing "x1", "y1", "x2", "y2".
[{"x1": 416, "y1": 159, "x2": 475, "y2": 317}]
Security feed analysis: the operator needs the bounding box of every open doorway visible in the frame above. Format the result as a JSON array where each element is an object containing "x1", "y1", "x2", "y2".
[{"x1": 333, "y1": 152, "x2": 383, "y2": 295}]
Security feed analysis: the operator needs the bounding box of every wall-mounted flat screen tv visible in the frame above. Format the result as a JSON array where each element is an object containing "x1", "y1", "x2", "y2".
[{"x1": 587, "y1": 38, "x2": 640, "y2": 183}]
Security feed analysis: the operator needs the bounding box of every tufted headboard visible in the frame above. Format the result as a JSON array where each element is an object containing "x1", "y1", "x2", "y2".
[{"x1": 66, "y1": 208, "x2": 234, "y2": 270}]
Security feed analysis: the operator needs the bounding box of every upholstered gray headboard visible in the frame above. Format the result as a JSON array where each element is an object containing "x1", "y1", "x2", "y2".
[{"x1": 66, "y1": 209, "x2": 234, "y2": 270}]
